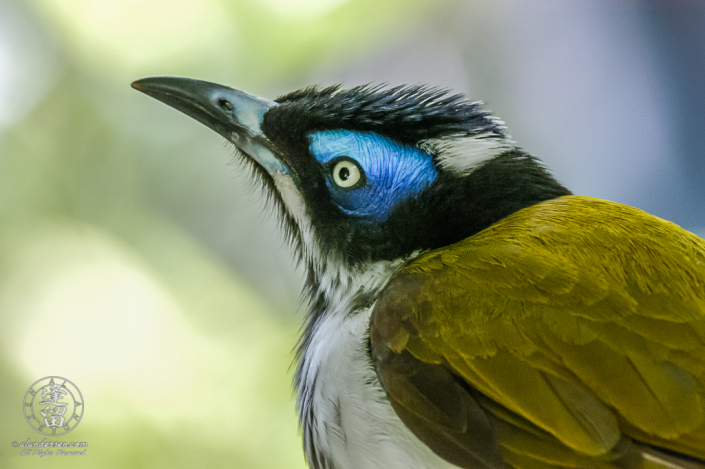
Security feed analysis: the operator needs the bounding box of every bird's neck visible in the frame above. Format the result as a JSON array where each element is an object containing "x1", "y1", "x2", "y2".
[
  {"x1": 293, "y1": 257, "x2": 455, "y2": 469},
  {"x1": 428, "y1": 152, "x2": 570, "y2": 246},
  {"x1": 294, "y1": 254, "x2": 411, "y2": 394},
  {"x1": 297, "y1": 256, "x2": 408, "y2": 350}
]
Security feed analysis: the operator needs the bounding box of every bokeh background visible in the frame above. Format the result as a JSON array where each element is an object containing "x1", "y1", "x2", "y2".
[{"x1": 1, "y1": 1, "x2": 704, "y2": 468}]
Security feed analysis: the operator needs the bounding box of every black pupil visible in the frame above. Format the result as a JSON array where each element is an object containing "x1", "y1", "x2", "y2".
[{"x1": 339, "y1": 167, "x2": 350, "y2": 181}]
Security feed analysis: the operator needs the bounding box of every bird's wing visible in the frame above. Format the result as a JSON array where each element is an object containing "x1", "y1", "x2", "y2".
[{"x1": 369, "y1": 195, "x2": 705, "y2": 469}]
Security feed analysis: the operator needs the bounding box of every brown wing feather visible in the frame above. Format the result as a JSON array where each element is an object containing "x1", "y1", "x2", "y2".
[{"x1": 370, "y1": 196, "x2": 705, "y2": 468}]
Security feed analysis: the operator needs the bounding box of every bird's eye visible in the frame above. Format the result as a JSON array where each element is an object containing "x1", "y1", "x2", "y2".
[{"x1": 332, "y1": 159, "x2": 362, "y2": 188}]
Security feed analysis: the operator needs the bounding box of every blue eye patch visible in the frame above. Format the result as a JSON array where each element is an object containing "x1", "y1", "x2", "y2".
[{"x1": 309, "y1": 130, "x2": 437, "y2": 222}]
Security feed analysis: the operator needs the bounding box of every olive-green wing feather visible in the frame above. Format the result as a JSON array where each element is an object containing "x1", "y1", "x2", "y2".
[{"x1": 370, "y1": 195, "x2": 705, "y2": 469}]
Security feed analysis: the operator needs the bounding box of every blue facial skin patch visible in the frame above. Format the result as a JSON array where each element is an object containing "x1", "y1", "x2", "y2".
[{"x1": 309, "y1": 130, "x2": 437, "y2": 222}]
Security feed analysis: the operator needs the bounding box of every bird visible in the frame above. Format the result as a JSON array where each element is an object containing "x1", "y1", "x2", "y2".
[{"x1": 132, "y1": 76, "x2": 705, "y2": 469}]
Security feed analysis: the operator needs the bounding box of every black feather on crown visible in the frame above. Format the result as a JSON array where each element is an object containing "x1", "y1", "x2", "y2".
[{"x1": 264, "y1": 84, "x2": 505, "y2": 148}]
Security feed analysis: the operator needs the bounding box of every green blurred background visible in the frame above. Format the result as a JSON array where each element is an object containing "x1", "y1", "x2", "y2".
[{"x1": 1, "y1": 1, "x2": 704, "y2": 468}]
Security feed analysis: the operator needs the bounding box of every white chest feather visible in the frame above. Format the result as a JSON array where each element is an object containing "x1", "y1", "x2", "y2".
[
  {"x1": 275, "y1": 172, "x2": 457, "y2": 468},
  {"x1": 298, "y1": 310, "x2": 459, "y2": 469}
]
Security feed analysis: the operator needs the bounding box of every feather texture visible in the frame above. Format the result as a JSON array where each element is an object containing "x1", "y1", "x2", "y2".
[{"x1": 370, "y1": 195, "x2": 705, "y2": 468}]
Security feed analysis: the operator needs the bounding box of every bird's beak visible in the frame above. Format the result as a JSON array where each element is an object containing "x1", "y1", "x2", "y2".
[{"x1": 132, "y1": 76, "x2": 286, "y2": 175}]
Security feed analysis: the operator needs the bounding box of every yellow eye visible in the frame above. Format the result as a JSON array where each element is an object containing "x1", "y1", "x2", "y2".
[{"x1": 332, "y1": 160, "x2": 361, "y2": 188}]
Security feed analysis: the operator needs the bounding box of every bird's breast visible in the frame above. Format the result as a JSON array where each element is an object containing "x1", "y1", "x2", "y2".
[{"x1": 297, "y1": 307, "x2": 459, "y2": 469}]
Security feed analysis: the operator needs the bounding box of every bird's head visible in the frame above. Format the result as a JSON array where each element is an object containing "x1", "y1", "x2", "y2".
[{"x1": 132, "y1": 77, "x2": 569, "y2": 303}]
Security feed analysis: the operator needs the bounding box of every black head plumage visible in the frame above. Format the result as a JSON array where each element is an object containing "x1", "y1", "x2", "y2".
[
  {"x1": 262, "y1": 84, "x2": 505, "y2": 152},
  {"x1": 257, "y1": 83, "x2": 569, "y2": 269}
]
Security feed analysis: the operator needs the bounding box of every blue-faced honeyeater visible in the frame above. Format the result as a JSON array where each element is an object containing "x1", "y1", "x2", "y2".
[{"x1": 132, "y1": 77, "x2": 705, "y2": 469}]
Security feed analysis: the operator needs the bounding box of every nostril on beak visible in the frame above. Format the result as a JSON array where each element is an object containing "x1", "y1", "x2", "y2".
[{"x1": 217, "y1": 98, "x2": 234, "y2": 112}]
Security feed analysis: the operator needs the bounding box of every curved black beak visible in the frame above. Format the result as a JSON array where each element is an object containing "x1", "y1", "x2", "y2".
[{"x1": 132, "y1": 76, "x2": 286, "y2": 175}]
